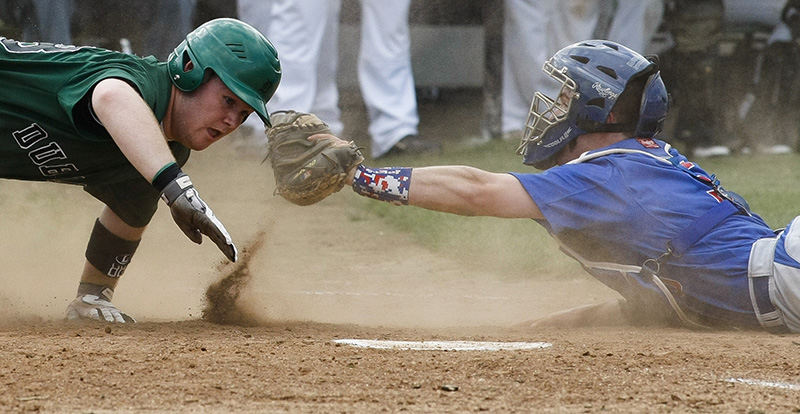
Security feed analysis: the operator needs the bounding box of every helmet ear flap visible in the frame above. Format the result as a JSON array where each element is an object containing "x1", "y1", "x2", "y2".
[
  {"x1": 168, "y1": 43, "x2": 205, "y2": 92},
  {"x1": 635, "y1": 71, "x2": 669, "y2": 138}
]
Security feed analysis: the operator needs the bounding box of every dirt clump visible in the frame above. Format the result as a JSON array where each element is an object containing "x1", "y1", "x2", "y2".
[{"x1": 202, "y1": 232, "x2": 266, "y2": 326}]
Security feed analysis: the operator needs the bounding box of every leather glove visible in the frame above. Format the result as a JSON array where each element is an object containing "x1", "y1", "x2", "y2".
[
  {"x1": 266, "y1": 111, "x2": 364, "y2": 206},
  {"x1": 161, "y1": 174, "x2": 238, "y2": 262}
]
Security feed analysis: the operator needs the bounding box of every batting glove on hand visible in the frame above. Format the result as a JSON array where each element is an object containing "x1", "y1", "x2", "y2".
[
  {"x1": 161, "y1": 174, "x2": 238, "y2": 262},
  {"x1": 65, "y1": 293, "x2": 135, "y2": 323}
]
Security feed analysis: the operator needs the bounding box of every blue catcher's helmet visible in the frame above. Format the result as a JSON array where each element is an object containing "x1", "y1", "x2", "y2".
[
  {"x1": 517, "y1": 40, "x2": 669, "y2": 169},
  {"x1": 635, "y1": 70, "x2": 669, "y2": 138}
]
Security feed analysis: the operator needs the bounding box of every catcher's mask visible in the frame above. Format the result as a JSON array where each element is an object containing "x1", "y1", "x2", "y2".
[
  {"x1": 168, "y1": 18, "x2": 282, "y2": 126},
  {"x1": 517, "y1": 40, "x2": 669, "y2": 169}
]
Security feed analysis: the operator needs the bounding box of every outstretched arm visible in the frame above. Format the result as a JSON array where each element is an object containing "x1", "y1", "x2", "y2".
[
  {"x1": 403, "y1": 166, "x2": 544, "y2": 219},
  {"x1": 91, "y1": 78, "x2": 237, "y2": 262},
  {"x1": 304, "y1": 132, "x2": 543, "y2": 219}
]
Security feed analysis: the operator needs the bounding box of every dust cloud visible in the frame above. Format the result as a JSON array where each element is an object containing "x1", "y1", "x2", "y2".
[
  {"x1": 0, "y1": 132, "x2": 612, "y2": 328},
  {"x1": 0, "y1": 181, "x2": 96, "y2": 323},
  {"x1": 206, "y1": 159, "x2": 616, "y2": 329}
]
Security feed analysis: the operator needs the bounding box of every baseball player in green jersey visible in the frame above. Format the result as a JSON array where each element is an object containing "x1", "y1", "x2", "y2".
[{"x1": 0, "y1": 18, "x2": 281, "y2": 323}]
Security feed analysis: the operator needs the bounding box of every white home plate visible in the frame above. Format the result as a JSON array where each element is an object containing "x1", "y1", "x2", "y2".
[
  {"x1": 332, "y1": 339, "x2": 552, "y2": 351},
  {"x1": 726, "y1": 378, "x2": 800, "y2": 391}
]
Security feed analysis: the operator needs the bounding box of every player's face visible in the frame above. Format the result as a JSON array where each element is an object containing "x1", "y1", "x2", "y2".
[
  {"x1": 552, "y1": 88, "x2": 575, "y2": 119},
  {"x1": 517, "y1": 82, "x2": 578, "y2": 158},
  {"x1": 168, "y1": 76, "x2": 253, "y2": 151}
]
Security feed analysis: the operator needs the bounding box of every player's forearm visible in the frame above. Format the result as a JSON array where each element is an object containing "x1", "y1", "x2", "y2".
[
  {"x1": 411, "y1": 166, "x2": 544, "y2": 218},
  {"x1": 92, "y1": 78, "x2": 176, "y2": 181},
  {"x1": 348, "y1": 164, "x2": 543, "y2": 219},
  {"x1": 409, "y1": 166, "x2": 501, "y2": 216}
]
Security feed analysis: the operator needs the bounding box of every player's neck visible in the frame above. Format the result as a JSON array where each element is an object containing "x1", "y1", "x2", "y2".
[
  {"x1": 161, "y1": 86, "x2": 178, "y2": 141},
  {"x1": 556, "y1": 132, "x2": 627, "y2": 165},
  {"x1": 589, "y1": 132, "x2": 628, "y2": 149}
]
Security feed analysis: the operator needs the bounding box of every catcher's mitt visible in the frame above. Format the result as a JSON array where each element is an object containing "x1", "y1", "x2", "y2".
[{"x1": 266, "y1": 111, "x2": 364, "y2": 206}]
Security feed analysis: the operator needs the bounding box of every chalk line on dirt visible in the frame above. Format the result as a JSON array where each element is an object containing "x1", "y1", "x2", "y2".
[
  {"x1": 332, "y1": 339, "x2": 552, "y2": 351},
  {"x1": 726, "y1": 378, "x2": 800, "y2": 391},
  {"x1": 187, "y1": 287, "x2": 511, "y2": 301}
]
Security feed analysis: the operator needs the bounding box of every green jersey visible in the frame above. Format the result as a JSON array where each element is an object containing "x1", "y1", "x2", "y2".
[{"x1": 0, "y1": 37, "x2": 190, "y2": 226}]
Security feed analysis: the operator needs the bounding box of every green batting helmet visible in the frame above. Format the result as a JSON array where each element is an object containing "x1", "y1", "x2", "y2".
[{"x1": 168, "y1": 18, "x2": 281, "y2": 126}]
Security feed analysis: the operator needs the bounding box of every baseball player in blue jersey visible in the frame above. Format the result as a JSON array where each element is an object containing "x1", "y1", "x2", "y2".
[{"x1": 323, "y1": 40, "x2": 800, "y2": 333}]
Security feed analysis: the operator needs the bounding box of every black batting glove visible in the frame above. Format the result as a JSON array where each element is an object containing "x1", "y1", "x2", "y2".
[{"x1": 161, "y1": 174, "x2": 238, "y2": 262}]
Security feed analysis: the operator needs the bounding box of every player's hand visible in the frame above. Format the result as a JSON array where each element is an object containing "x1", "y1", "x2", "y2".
[
  {"x1": 161, "y1": 174, "x2": 238, "y2": 262},
  {"x1": 307, "y1": 133, "x2": 348, "y2": 146},
  {"x1": 65, "y1": 294, "x2": 136, "y2": 323}
]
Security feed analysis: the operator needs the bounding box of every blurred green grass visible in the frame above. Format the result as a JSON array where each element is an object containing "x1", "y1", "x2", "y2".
[{"x1": 346, "y1": 138, "x2": 800, "y2": 281}]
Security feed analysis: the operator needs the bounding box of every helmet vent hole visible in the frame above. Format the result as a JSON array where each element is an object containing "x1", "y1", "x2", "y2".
[
  {"x1": 603, "y1": 42, "x2": 620, "y2": 50},
  {"x1": 596, "y1": 65, "x2": 618, "y2": 79},
  {"x1": 570, "y1": 55, "x2": 590, "y2": 64},
  {"x1": 587, "y1": 97, "x2": 605, "y2": 108},
  {"x1": 181, "y1": 50, "x2": 192, "y2": 72},
  {"x1": 226, "y1": 42, "x2": 248, "y2": 60}
]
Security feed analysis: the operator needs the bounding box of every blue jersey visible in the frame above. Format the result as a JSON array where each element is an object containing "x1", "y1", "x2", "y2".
[{"x1": 511, "y1": 138, "x2": 776, "y2": 328}]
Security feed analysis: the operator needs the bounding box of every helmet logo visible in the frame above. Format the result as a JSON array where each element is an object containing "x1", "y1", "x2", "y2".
[
  {"x1": 592, "y1": 82, "x2": 618, "y2": 100},
  {"x1": 544, "y1": 126, "x2": 573, "y2": 148}
]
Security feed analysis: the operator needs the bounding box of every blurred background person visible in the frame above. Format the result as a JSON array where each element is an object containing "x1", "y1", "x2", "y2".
[
  {"x1": 768, "y1": 0, "x2": 800, "y2": 153},
  {"x1": 720, "y1": 0, "x2": 799, "y2": 155},
  {"x1": 237, "y1": 0, "x2": 440, "y2": 158},
  {"x1": 502, "y1": 0, "x2": 598, "y2": 141},
  {"x1": 605, "y1": 0, "x2": 665, "y2": 53},
  {"x1": 501, "y1": 0, "x2": 663, "y2": 141},
  {"x1": 660, "y1": 0, "x2": 800, "y2": 158},
  {"x1": 500, "y1": 0, "x2": 553, "y2": 140},
  {"x1": 660, "y1": 0, "x2": 727, "y2": 158},
  {"x1": 359, "y1": 0, "x2": 437, "y2": 158},
  {"x1": 237, "y1": 0, "x2": 343, "y2": 140}
]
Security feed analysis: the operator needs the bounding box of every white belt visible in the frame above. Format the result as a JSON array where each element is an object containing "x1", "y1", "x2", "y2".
[{"x1": 748, "y1": 237, "x2": 787, "y2": 331}]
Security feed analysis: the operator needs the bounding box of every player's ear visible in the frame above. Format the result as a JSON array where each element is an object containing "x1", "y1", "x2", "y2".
[
  {"x1": 606, "y1": 112, "x2": 618, "y2": 123},
  {"x1": 183, "y1": 60, "x2": 194, "y2": 72}
]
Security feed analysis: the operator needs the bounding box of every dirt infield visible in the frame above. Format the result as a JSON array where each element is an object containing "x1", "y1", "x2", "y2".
[
  {"x1": 1, "y1": 322, "x2": 799, "y2": 412},
  {"x1": 1, "y1": 139, "x2": 799, "y2": 412}
]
